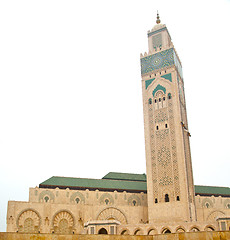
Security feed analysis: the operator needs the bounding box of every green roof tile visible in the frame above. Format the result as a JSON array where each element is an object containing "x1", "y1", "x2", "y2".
[
  {"x1": 39, "y1": 172, "x2": 230, "y2": 196},
  {"x1": 195, "y1": 185, "x2": 230, "y2": 196},
  {"x1": 39, "y1": 176, "x2": 147, "y2": 193},
  {"x1": 102, "y1": 172, "x2": 146, "y2": 182}
]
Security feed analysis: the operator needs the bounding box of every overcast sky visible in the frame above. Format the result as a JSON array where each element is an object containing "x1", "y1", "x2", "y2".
[{"x1": 0, "y1": 0, "x2": 230, "y2": 232}]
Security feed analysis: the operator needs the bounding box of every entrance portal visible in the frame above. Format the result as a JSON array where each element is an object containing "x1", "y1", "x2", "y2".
[{"x1": 98, "y1": 228, "x2": 108, "y2": 234}]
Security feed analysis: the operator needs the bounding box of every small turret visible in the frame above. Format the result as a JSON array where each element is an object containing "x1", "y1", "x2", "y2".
[{"x1": 147, "y1": 12, "x2": 172, "y2": 52}]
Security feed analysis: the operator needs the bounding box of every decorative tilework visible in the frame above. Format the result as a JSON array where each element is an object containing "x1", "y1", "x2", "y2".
[
  {"x1": 173, "y1": 51, "x2": 183, "y2": 78},
  {"x1": 70, "y1": 192, "x2": 85, "y2": 204},
  {"x1": 145, "y1": 78, "x2": 155, "y2": 89},
  {"x1": 159, "y1": 176, "x2": 173, "y2": 186},
  {"x1": 39, "y1": 190, "x2": 55, "y2": 202},
  {"x1": 147, "y1": 27, "x2": 167, "y2": 37},
  {"x1": 127, "y1": 194, "x2": 141, "y2": 206},
  {"x1": 152, "y1": 84, "x2": 166, "y2": 97},
  {"x1": 161, "y1": 73, "x2": 172, "y2": 82},
  {"x1": 152, "y1": 34, "x2": 162, "y2": 50},
  {"x1": 157, "y1": 146, "x2": 171, "y2": 168},
  {"x1": 99, "y1": 193, "x2": 114, "y2": 205},
  {"x1": 17, "y1": 210, "x2": 41, "y2": 233},
  {"x1": 155, "y1": 110, "x2": 168, "y2": 123},
  {"x1": 141, "y1": 48, "x2": 174, "y2": 75}
]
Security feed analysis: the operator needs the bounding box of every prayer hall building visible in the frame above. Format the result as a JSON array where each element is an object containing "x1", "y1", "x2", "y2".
[{"x1": 6, "y1": 14, "x2": 230, "y2": 235}]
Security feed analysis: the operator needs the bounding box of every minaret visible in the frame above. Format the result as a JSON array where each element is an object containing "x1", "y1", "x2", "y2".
[{"x1": 141, "y1": 13, "x2": 196, "y2": 224}]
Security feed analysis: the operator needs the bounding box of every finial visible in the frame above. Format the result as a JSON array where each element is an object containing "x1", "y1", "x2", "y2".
[{"x1": 156, "y1": 11, "x2": 161, "y2": 24}]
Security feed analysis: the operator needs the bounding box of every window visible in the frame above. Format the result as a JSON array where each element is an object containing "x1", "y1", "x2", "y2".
[
  {"x1": 105, "y1": 199, "x2": 109, "y2": 205},
  {"x1": 165, "y1": 194, "x2": 169, "y2": 202},
  {"x1": 75, "y1": 198, "x2": 80, "y2": 204},
  {"x1": 168, "y1": 93, "x2": 172, "y2": 99},
  {"x1": 148, "y1": 98, "x2": 152, "y2": 104},
  {"x1": 165, "y1": 124, "x2": 168, "y2": 128},
  {"x1": 154, "y1": 99, "x2": 157, "y2": 103},
  {"x1": 176, "y1": 196, "x2": 180, "y2": 201},
  {"x1": 205, "y1": 202, "x2": 210, "y2": 208},
  {"x1": 163, "y1": 97, "x2": 165, "y2": 101},
  {"x1": 226, "y1": 203, "x2": 230, "y2": 209},
  {"x1": 110, "y1": 226, "x2": 115, "y2": 235},
  {"x1": 90, "y1": 227, "x2": 95, "y2": 234},
  {"x1": 132, "y1": 200, "x2": 137, "y2": 206},
  {"x1": 159, "y1": 98, "x2": 161, "y2": 102},
  {"x1": 163, "y1": 229, "x2": 171, "y2": 234},
  {"x1": 156, "y1": 126, "x2": 159, "y2": 130},
  {"x1": 155, "y1": 198, "x2": 158, "y2": 203},
  {"x1": 44, "y1": 196, "x2": 49, "y2": 202},
  {"x1": 221, "y1": 222, "x2": 226, "y2": 231}
]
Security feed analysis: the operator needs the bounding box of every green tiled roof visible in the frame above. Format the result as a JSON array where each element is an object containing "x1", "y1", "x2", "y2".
[
  {"x1": 39, "y1": 176, "x2": 147, "y2": 193},
  {"x1": 195, "y1": 185, "x2": 230, "y2": 197},
  {"x1": 39, "y1": 172, "x2": 230, "y2": 196},
  {"x1": 102, "y1": 172, "x2": 146, "y2": 182}
]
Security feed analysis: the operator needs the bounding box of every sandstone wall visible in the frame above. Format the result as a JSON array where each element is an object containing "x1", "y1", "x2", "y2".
[{"x1": 1, "y1": 232, "x2": 230, "y2": 240}]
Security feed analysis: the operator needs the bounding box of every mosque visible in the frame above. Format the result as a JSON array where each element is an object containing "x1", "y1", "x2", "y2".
[{"x1": 6, "y1": 14, "x2": 230, "y2": 235}]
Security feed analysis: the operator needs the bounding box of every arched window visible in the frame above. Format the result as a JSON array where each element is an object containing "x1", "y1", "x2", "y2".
[
  {"x1": 121, "y1": 230, "x2": 128, "y2": 235},
  {"x1": 190, "y1": 227, "x2": 200, "y2": 232},
  {"x1": 165, "y1": 194, "x2": 169, "y2": 202},
  {"x1": 134, "y1": 229, "x2": 142, "y2": 235},
  {"x1": 75, "y1": 198, "x2": 80, "y2": 204},
  {"x1": 105, "y1": 199, "x2": 109, "y2": 205},
  {"x1": 132, "y1": 200, "x2": 137, "y2": 206},
  {"x1": 148, "y1": 98, "x2": 152, "y2": 104},
  {"x1": 98, "y1": 228, "x2": 108, "y2": 234},
  {"x1": 163, "y1": 228, "x2": 171, "y2": 234},
  {"x1": 44, "y1": 196, "x2": 49, "y2": 202}
]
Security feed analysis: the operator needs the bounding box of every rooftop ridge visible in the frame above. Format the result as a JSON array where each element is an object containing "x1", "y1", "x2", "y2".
[{"x1": 195, "y1": 185, "x2": 230, "y2": 189}]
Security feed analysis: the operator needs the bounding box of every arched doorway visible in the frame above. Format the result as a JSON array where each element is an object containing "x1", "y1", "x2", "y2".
[
  {"x1": 162, "y1": 228, "x2": 171, "y2": 234},
  {"x1": 121, "y1": 229, "x2": 129, "y2": 235},
  {"x1": 148, "y1": 228, "x2": 157, "y2": 235},
  {"x1": 98, "y1": 228, "x2": 108, "y2": 234}
]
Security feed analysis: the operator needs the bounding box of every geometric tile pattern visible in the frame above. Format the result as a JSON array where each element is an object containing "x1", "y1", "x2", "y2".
[
  {"x1": 145, "y1": 78, "x2": 155, "y2": 89},
  {"x1": 141, "y1": 48, "x2": 174, "y2": 75},
  {"x1": 161, "y1": 73, "x2": 172, "y2": 82},
  {"x1": 152, "y1": 34, "x2": 162, "y2": 50},
  {"x1": 145, "y1": 73, "x2": 172, "y2": 90},
  {"x1": 148, "y1": 91, "x2": 180, "y2": 202}
]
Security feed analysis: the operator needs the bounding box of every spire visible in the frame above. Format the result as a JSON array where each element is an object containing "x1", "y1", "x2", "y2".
[{"x1": 156, "y1": 11, "x2": 161, "y2": 24}]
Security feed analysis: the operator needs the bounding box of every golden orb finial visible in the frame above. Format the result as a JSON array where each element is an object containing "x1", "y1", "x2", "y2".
[{"x1": 156, "y1": 11, "x2": 161, "y2": 24}]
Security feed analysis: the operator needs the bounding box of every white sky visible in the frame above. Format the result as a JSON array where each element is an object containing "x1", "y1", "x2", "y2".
[{"x1": 0, "y1": 0, "x2": 230, "y2": 232}]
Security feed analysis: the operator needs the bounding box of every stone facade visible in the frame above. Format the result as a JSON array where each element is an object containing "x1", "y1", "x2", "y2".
[
  {"x1": 7, "y1": 185, "x2": 230, "y2": 234},
  {"x1": 6, "y1": 15, "x2": 230, "y2": 235}
]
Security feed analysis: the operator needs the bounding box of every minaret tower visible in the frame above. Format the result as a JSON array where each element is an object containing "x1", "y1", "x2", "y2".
[{"x1": 141, "y1": 13, "x2": 196, "y2": 223}]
